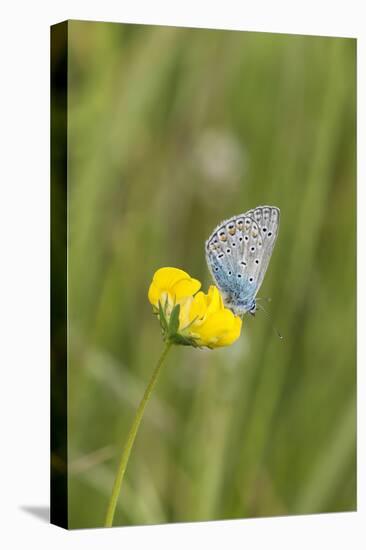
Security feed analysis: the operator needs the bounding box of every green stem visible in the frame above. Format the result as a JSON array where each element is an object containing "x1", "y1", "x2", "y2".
[{"x1": 104, "y1": 340, "x2": 173, "y2": 527}]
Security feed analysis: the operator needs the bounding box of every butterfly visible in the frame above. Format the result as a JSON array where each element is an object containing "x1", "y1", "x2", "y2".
[{"x1": 205, "y1": 205, "x2": 280, "y2": 317}]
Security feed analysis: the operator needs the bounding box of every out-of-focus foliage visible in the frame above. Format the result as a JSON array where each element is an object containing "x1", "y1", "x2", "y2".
[{"x1": 62, "y1": 21, "x2": 356, "y2": 528}]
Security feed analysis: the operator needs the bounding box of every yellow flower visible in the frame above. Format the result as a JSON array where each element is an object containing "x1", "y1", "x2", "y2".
[
  {"x1": 148, "y1": 267, "x2": 242, "y2": 349},
  {"x1": 183, "y1": 285, "x2": 242, "y2": 348}
]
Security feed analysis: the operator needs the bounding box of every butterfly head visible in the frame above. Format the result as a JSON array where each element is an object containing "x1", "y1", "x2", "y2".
[
  {"x1": 224, "y1": 294, "x2": 256, "y2": 317},
  {"x1": 249, "y1": 300, "x2": 257, "y2": 316}
]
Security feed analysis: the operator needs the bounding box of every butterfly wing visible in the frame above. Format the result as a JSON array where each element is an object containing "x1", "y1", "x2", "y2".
[
  {"x1": 205, "y1": 206, "x2": 280, "y2": 314},
  {"x1": 244, "y1": 205, "x2": 280, "y2": 295}
]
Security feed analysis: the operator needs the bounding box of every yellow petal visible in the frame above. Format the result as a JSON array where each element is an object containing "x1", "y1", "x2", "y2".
[
  {"x1": 148, "y1": 281, "x2": 161, "y2": 306},
  {"x1": 189, "y1": 291, "x2": 208, "y2": 322},
  {"x1": 189, "y1": 309, "x2": 242, "y2": 348},
  {"x1": 206, "y1": 285, "x2": 224, "y2": 315},
  {"x1": 172, "y1": 277, "x2": 201, "y2": 300},
  {"x1": 179, "y1": 296, "x2": 193, "y2": 329},
  {"x1": 193, "y1": 309, "x2": 233, "y2": 339},
  {"x1": 215, "y1": 315, "x2": 242, "y2": 347},
  {"x1": 152, "y1": 267, "x2": 192, "y2": 290}
]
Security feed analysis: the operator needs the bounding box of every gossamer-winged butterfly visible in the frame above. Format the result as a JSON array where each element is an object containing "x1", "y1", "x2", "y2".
[{"x1": 205, "y1": 205, "x2": 280, "y2": 318}]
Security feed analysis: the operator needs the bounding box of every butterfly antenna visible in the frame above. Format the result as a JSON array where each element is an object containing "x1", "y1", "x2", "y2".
[{"x1": 256, "y1": 303, "x2": 284, "y2": 340}]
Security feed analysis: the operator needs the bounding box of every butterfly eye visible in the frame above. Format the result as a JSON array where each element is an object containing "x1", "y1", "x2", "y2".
[
  {"x1": 244, "y1": 236, "x2": 249, "y2": 241},
  {"x1": 255, "y1": 259, "x2": 259, "y2": 264},
  {"x1": 249, "y1": 277, "x2": 254, "y2": 283},
  {"x1": 239, "y1": 237, "x2": 243, "y2": 242},
  {"x1": 262, "y1": 227, "x2": 267, "y2": 233},
  {"x1": 226, "y1": 248, "x2": 231, "y2": 253},
  {"x1": 232, "y1": 242, "x2": 236, "y2": 247},
  {"x1": 250, "y1": 246, "x2": 255, "y2": 252},
  {"x1": 241, "y1": 261, "x2": 246, "y2": 266},
  {"x1": 237, "y1": 274, "x2": 242, "y2": 278},
  {"x1": 214, "y1": 267, "x2": 219, "y2": 272},
  {"x1": 268, "y1": 232, "x2": 272, "y2": 237},
  {"x1": 228, "y1": 271, "x2": 232, "y2": 276}
]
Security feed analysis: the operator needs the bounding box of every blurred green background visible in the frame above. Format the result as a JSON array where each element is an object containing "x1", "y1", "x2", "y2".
[{"x1": 64, "y1": 20, "x2": 356, "y2": 528}]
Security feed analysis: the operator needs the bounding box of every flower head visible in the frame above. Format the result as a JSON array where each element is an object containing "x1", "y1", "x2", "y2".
[{"x1": 148, "y1": 267, "x2": 242, "y2": 349}]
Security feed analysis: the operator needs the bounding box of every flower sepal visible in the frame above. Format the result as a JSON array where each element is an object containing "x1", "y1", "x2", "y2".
[
  {"x1": 156, "y1": 301, "x2": 201, "y2": 347},
  {"x1": 169, "y1": 325, "x2": 201, "y2": 347}
]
